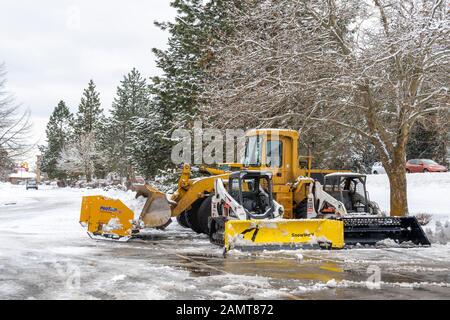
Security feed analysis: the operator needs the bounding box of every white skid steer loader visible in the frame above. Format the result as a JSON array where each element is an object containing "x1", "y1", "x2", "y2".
[{"x1": 208, "y1": 171, "x2": 345, "y2": 252}]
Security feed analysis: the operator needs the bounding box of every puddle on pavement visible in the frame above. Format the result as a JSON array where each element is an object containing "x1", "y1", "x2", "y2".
[{"x1": 172, "y1": 251, "x2": 348, "y2": 283}]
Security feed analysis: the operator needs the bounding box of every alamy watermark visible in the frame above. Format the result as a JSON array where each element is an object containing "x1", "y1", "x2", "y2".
[
  {"x1": 366, "y1": 265, "x2": 381, "y2": 290},
  {"x1": 170, "y1": 121, "x2": 281, "y2": 166},
  {"x1": 54, "y1": 261, "x2": 81, "y2": 291},
  {"x1": 66, "y1": 5, "x2": 81, "y2": 31}
]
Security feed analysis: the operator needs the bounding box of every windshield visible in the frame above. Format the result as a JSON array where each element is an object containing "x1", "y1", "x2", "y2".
[
  {"x1": 243, "y1": 136, "x2": 262, "y2": 167},
  {"x1": 422, "y1": 159, "x2": 438, "y2": 165}
]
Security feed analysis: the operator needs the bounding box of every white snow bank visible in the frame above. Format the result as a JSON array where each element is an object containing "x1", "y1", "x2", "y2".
[
  {"x1": 366, "y1": 173, "x2": 450, "y2": 245},
  {"x1": 0, "y1": 183, "x2": 18, "y2": 205},
  {"x1": 366, "y1": 172, "x2": 450, "y2": 215},
  {"x1": 425, "y1": 220, "x2": 450, "y2": 245}
]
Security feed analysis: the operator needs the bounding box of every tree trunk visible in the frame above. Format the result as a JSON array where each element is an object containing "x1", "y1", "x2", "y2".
[
  {"x1": 86, "y1": 166, "x2": 92, "y2": 183},
  {"x1": 386, "y1": 148, "x2": 409, "y2": 216},
  {"x1": 387, "y1": 169, "x2": 408, "y2": 216}
]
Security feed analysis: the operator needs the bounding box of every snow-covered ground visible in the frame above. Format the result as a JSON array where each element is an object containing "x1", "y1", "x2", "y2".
[
  {"x1": 367, "y1": 173, "x2": 450, "y2": 244},
  {"x1": 367, "y1": 173, "x2": 450, "y2": 216},
  {"x1": 0, "y1": 173, "x2": 449, "y2": 300}
]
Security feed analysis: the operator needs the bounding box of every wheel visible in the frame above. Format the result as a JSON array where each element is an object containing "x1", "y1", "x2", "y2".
[
  {"x1": 294, "y1": 199, "x2": 308, "y2": 219},
  {"x1": 423, "y1": 169, "x2": 428, "y2": 173},
  {"x1": 197, "y1": 195, "x2": 214, "y2": 234},
  {"x1": 373, "y1": 171, "x2": 378, "y2": 174},
  {"x1": 176, "y1": 213, "x2": 190, "y2": 228},
  {"x1": 185, "y1": 199, "x2": 204, "y2": 233},
  {"x1": 406, "y1": 169, "x2": 411, "y2": 173}
]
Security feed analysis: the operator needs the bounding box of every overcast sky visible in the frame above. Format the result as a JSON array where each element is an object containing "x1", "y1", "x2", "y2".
[{"x1": 0, "y1": 0, "x2": 176, "y2": 165}]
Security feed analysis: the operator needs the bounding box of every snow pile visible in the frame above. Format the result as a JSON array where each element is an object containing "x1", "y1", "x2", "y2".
[
  {"x1": 425, "y1": 221, "x2": 450, "y2": 245},
  {"x1": 0, "y1": 182, "x2": 17, "y2": 205},
  {"x1": 125, "y1": 196, "x2": 147, "y2": 220},
  {"x1": 375, "y1": 238, "x2": 417, "y2": 248},
  {"x1": 293, "y1": 278, "x2": 450, "y2": 293},
  {"x1": 110, "y1": 275, "x2": 127, "y2": 283},
  {"x1": 103, "y1": 218, "x2": 123, "y2": 232}
]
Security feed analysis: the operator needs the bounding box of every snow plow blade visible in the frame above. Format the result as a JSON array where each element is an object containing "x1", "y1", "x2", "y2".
[
  {"x1": 132, "y1": 184, "x2": 172, "y2": 228},
  {"x1": 210, "y1": 218, "x2": 344, "y2": 252},
  {"x1": 79, "y1": 184, "x2": 172, "y2": 241},
  {"x1": 342, "y1": 216, "x2": 431, "y2": 246},
  {"x1": 79, "y1": 196, "x2": 134, "y2": 241}
]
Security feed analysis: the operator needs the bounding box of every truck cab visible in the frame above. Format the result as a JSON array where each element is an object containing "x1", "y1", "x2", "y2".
[{"x1": 242, "y1": 129, "x2": 338, "y2": 218}]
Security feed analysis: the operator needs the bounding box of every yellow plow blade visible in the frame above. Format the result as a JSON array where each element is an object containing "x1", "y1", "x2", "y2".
[
  {"x1": 224, "y1": 219, "x2": 344, "y2": 251},
  {"x1": 80, "y1": 196, "x2": 134, "y2": 241},
  {"x1": 79, "y1": 184, "x2": 173, "y2": 241}
]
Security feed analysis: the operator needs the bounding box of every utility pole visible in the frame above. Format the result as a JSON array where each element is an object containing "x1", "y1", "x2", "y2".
[{"x1": 36, "y1": 155, "x2": 42, "y2": 184}]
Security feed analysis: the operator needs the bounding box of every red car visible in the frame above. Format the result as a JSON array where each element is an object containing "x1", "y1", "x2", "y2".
[{"x1": 406, "y1": 159, "x2": 448, "y2": 173}]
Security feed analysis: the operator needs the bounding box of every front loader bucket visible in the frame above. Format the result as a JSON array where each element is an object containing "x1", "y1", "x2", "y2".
[
  {"x1": 80, "y1": 196, "x2": 134, "y2": 241},
  {"x1": 214, "y1": 218, "x2": 344, "y2": 252},
  {"x1": 132, "y1": 184, "x2": 172, "y2": 228},
  {"x1": 343, "y1": 216, "x2": 431, "y2": 247}
]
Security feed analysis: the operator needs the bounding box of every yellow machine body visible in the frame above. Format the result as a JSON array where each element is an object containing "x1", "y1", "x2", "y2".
[
  {"x1": 224, "y1": 219, "x2": 344, "y2": 251},
  {"x1": 80, "y1": 196, "x2": 134, "y2": 240}
]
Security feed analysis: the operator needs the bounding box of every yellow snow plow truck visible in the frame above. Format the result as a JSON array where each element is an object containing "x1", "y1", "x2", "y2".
[{"x1": 79, "y1": 129, "x2": 430, "y2": 250}]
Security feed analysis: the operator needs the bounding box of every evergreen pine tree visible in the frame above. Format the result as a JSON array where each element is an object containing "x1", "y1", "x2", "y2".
[
  {"x1": 75, "y1": 80, "x2": 103, "y2": 135},
  {"x1": 40, "y1": 100, "x2": 74, "y2": 179},
  {"x1": 106, "y1": 68, "x2": 149, "y2": 180},
  {"x1": 134, "y1": 0, "x2": 232, "y2": 177},
  {"x1": 74, "y1": 80, "x2": 105, "y2": 180}
]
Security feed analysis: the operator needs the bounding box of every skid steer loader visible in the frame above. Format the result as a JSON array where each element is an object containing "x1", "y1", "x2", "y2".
[
  {"x1": 79, "y1": 129, "x2": 430, "y2": 247},
  {"x1": 209, "y1": 170, "x2": 344, "y2": 251}
]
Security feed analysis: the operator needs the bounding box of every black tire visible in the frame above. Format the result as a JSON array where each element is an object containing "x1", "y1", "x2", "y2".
[
  {"x1": 176, "y1": 213, "x2": 190, "y2": 228},
  {"x1": 185, "y1": 199, "x2": 204, "y2": 234},
  {"x1": 373, "y1": 171, "x2": 378, "y2": 174},
  {"x1": 423, "y1": 169, "x2": 428, "y2": 173},
  {"x1": 294, "y1": 199, "x2": 308, "y2": 219},
  {"x1": 406, "y1": 169, "x2": 411, "y2": 173},
  {"x1": 197, "y1": 195, "x2": 213, "y2": 234}
]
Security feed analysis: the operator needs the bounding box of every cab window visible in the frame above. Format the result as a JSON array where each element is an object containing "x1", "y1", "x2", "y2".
[
  {"x1": 266, "y1": 140, "x2": 282, "y2": 168},
  {"x1": 243, "y1": 136, "x2": 262, "y2": 167}
]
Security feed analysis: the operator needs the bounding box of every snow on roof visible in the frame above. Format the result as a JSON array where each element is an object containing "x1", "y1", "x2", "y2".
[
  {"x1": 325, "y1": 172, "x2": 366, "y2": 178},
  {"x1": 8, "y1": 171, "x2": 37, "y2": 179}
]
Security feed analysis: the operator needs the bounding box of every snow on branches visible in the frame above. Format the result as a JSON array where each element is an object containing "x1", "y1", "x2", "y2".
[{"x1": 203, "y1": 0, "x2": 449, "y2": 215}]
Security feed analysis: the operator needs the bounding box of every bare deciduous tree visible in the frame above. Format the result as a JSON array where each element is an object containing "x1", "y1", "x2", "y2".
[
  {"x1": 57, "y1": 132, "x2": 102, "y2": 182},
  {"x1": 204, "y1": 0, "x2": 450, "y2": 216},
  {"x1": 0, "y1": 63, "x2": 33, "y2": 165}
]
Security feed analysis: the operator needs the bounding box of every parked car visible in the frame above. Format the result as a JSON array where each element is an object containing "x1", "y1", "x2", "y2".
[
  {"x1": 26, "y1": 179, "x2": 38, "y2": 190},
  {"x1": 406, "y1": 159, "x2": 448, "y2": 173},
  {"x1": 371, "y1": 162, "x2": 386, "y2": 174}
]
